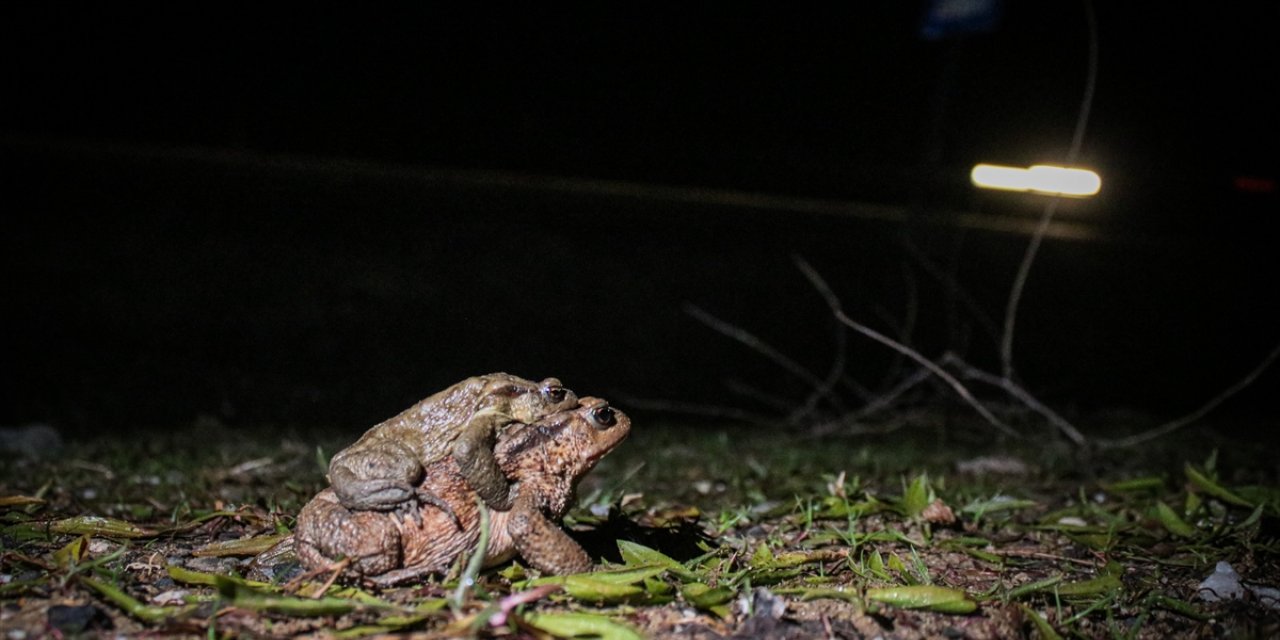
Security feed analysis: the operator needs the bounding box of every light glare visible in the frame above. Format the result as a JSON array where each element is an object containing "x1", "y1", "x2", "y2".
[{"x1": 971, "y1": 163, "x2": 1101, "y2": 197}]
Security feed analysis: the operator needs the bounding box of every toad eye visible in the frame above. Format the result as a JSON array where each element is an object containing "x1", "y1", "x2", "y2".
[
  {"x1": 590, "y1": 405, "x2": 616, "y2": 427},
  {"x1": 542, "y1": 384, "x2": 568, "y2": 403}
]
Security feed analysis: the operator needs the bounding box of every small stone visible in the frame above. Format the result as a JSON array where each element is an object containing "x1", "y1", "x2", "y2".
[
  {"x1": 47, "y1": 604, "x2": 111, "y2": 633},
  {"x1": 1198, "y1": 561, "x2": 1244, "y2": 602}
]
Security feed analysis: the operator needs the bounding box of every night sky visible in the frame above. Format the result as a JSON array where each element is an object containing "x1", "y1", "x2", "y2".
[{"x1": 3, "y1": 5, "x2": 1277, "y2": 435}]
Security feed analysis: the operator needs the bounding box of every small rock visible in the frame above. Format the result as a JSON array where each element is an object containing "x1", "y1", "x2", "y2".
[
  {"x1": 88, "y1": 539, "x2": 117, "y2": 555},
  {"x1": 1198, "y1": 561, "x2": 1245, "y2": 602},
  {"x1": 922, "y1": 499, "x2": 957, "y2": 525},
  {"x1": 151, "y1": 589, "x2": 191, "y2": 606},
  {"x1": 47, "y1": 604, "x2": 111, "y2": 633},
  {"x1": 955, "y1": 455, "x2": 1029, "y2": 476}
]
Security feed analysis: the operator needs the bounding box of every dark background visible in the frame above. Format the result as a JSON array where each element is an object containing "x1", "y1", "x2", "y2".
[{"x1": 3, "y1": 4, "x2": 1277, "y2": 435}]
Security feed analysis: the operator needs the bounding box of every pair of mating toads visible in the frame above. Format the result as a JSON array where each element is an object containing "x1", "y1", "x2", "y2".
[{"x1": 294, "y1": 373, "x2": 631, "y2": 586}]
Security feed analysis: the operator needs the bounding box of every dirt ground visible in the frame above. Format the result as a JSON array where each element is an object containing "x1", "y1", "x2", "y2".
[{"x1": 2, "y1": 415, "x2": 1278, "y2": 638}]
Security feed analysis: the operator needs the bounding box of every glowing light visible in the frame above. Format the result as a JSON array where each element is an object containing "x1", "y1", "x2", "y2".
[{"x1": 971, "y1": 163, "x2": 1101, "y2": 197}]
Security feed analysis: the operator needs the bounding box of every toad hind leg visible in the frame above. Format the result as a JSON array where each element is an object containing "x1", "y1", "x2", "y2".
[
  {"x1": 453, "y1": 412, "x2": 515, "y2": 511},
  {"x1": 295, "y1": 492, "x2": 403, "y2": 580},
  {"x1": 507, "y1": 493, "x2": 591, "y2": 575}
]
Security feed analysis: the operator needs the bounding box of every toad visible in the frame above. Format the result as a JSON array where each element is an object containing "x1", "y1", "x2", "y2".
[
  {"x1": 296, "y1": 397, "x2": 629, "y2": 584},
  {"x1": 327, "y1": 373, "x2": 577, "y2": 518}
]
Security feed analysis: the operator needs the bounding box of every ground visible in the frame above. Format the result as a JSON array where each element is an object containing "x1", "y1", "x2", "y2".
[{"x1": 2, "y1": 413, "x2": 1278, "y2": 639}]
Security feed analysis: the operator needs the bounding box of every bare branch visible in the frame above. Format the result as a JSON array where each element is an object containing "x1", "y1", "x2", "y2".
[
  {"x1": 901, "y1": 237, "x2": 1000, "y2": 346},
  {"x1": 786, "y1": 255, "x2": 851, "y2": 423},
  {"x1": 810, "y1": 365, "x2": 934, "y2": 437},
  {"x1": 1001, "y1": 0, "x2": 1098, "y2": 379},
  {"x1": 683, "y1": 302, "x2": 847, "y2": 415},
  {"x1": 794, "y1": 257, "x2": 1020, "y2": 439},
  {"x1": 941, "y1": 353, "x2": 1087, "y2": 446},
  {"x1": 1096, "y1": 340, "x2": 1280, "y2": 449},
  {"x1": 723, "y1": 378, "x2": 802, "y2": 414}
]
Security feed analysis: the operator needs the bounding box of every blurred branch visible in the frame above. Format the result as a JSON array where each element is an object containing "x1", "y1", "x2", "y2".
[
  {"x1": 1001, "y1": 0, "x2": 1099, "y2": 379},
  {"x1": 809, "y1": 366, "x2": 934, "y2": 437},
  {"x1": 1095, "y1": 341, "x2": 1280, "y2": 449},
  {"x1": 941, "y1": 353, "x2": 1086, "y2": 446},
  {"x1": 795, "y1": 257, "x2": 1020, "y2": 439},
  {"x1": 683, "y1": 302, "x2": 847, "y2": 416}
]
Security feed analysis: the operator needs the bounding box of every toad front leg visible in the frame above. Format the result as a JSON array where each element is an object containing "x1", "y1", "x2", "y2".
[
  {"x1": 507, "y1": 492, "x2": 591, "y2": 575},
  {"x1": 453, "y1": 408, "x2": 517, "y2": 511}
]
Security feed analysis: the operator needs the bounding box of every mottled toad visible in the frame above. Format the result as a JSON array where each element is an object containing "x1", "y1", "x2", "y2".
[{"x1": 296, "y1": 397, "x2": 629, "y2": 585}]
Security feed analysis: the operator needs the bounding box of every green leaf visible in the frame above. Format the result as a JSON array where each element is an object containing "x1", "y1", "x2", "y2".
[
  {"x1": 565, "y1": 564, "x2": 668, "y2": 585},
  {"x1": 681, "y1": 582, "x2": 735, "y2": 609},
  {"x1": 52, "y1": 534, "x2": 91, "y2": 569},
  {"x1": 617, "y1": 540, "x2": 697, "y2": 580},
  {"x1": 887, "y1": 552, "x2": 915, "y2": 583},
  {"x1": 901, "y1": 473, "x2": 931, "y2": 518},
  {"x1": 1017, "y1": 604, "x2": 1063, "y2": 640},
  {"x1": 865, "y1": 549, "x2": 889, "y2": 580},
  {"x1": 1237, "y1": 503, "x2": 1266, "y2": 531},
  {"x1": 1007, "y1": 575, "x2": 1064, "y2": 600},
  {"x1": 193, "y1": 533, "x2": 288, "y2": 557},
  {"x1": 524, "y1": 611, "x2": 645, "y2": 640},
  {"x1": 1101, "y1": 476, "x2": 1166, "y2": 492},
  {"x1": 167, "y1": 565, "x2": 272, "y2": 589},
  {"x1": 49, "y1": 516, "x2": 157, "y2": 538},
  {"x1": 1185, "y1": 464, "x2": 1253, "y2": 508},
  {"x1": 80, "y1": 576, "x2": 195, "y2": 623},
  {"x1": 866, "y1": 585, "x2": 977, "y2": 614},
  {"x1": 215, "y1": 575, "x2": 361, "y2": 616},
  {"x1": 536, "y1": 575, "x2": 644, "y2": 602},
  {"x1": 772, "y1": 549, "x2": 847, "y2": 568},
  {"x1": 1151, "y1": 595, "x2": 1209, "y2": 621},
  {"x1": 1154, "y1": 501, "x2": 1196, "y2": 538},
  {"x1": 644, "y1": 576, "x2": 674, "y2": 596},
  {"x1": 774, "y1": 587, "x2": 860, "y2": 602},
  {"x1": 0, "y1": 495, "x2": 44, "y2": 508},
  {"x1": 960, "y1": 497, "x2": 1038, "y2": 515},
  {"x1": 750, "y1": 543, "x2": 775, "y2": 568},
  {"x1": 1055, "y1": 574, "x2": 1121, "y2": 598}
]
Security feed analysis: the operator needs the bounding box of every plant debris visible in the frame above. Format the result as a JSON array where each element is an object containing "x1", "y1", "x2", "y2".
[{"x1": 2, "y1": 420, "x2": 1277, "y2": 638}]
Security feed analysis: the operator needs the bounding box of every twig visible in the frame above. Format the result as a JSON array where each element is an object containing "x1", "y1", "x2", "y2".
[
  {"x1": 995, "y1": 549, "x2": 1101, "y2": 568},
  {"x1": 809, "y1": 366, "x2": 934, "y2": 436},
  {"x1": 787, "y1": 256, "x2": 851, "y2": 424},
  {"x1": 1096, "y1": 341, "x2": 1280, "y2": 449},
  {"x1": 282, "y1": 556, "x2": 349, "y2": 596},
  {"x1": 312, "y1": 558, "x2": 349, "y2": 598},
  {"x1": 683, "y1": 302, "x2": 847, "y2": 414},
  {"x1": 942, "y1": 353, "x2": 1087, "y2": 446},
  {"x1": 901, "y1": 237, "x2": 1000, "y2": 347},
  {"x1": 723, "y1": 378, "x2": 806, "y2": 414},
  {"x1": 871, "y1": 264, "x2": 921, "y2": 389},
  {"x1": 1001, "y1": 0, "x2": 1099, "y2": 379},
  {"x1": 795, "y1": 257, "x2": 1020, "y2": 439}
]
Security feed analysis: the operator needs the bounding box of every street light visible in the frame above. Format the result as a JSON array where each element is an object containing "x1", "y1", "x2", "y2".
[{"x1": 971, "y1": 163, "x2": 1101, "y2": 197}]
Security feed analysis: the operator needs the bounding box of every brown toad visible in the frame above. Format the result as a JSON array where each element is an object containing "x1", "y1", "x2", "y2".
[
  {"x1": 296, "y1": 397, "x2": 629, "y2": 585},
  {"x1": 328, "y1": 373, "x2": 577, "y2": 517}
]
